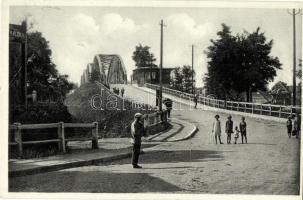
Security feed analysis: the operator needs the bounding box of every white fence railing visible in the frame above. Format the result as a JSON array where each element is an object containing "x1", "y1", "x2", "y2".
[
  {"x1": 145, "y1": 83, "x2": 301, "y2": 119},
  {"x1": 9, "y1": 122, "x2": 99, "y2": 158}
]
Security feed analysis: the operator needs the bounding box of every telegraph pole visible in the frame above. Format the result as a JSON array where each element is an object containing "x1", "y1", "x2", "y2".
[
  {"x1": 159, "y1": 19, "x2": 166, "y2": 111},
  {"x1": 191, "y1": 45, "x2": 195, "y2": 94},
  {"x1": 288, "y1": 9, "x2": 301, "y2": 106},
  {"x1": 149, "y1": 53, "x2": 153, "y2": 84}
]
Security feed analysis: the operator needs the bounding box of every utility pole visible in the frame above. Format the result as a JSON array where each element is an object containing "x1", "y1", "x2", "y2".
[
  {"x1": 21, "y1": 20, "x2": 28, "y2": 109},
  {"x1": 159, "y1": 19, "x2": 166, "y2": 111},
  {"x1": 288, "y1": 8, "x2": 301, "y2": 106},
  {"x1": 149, "y1": 53, "x2": 153, "y2": 84},
  {"x1": 191, "y1": 45, "x2": 195, "y2": 94}
]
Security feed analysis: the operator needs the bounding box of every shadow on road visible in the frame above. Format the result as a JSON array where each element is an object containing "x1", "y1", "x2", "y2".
[
  {"x1": 9, "y1": 171, "x2": 182, "y2": 192},
  {"x1": 103, "y1": 150, "x2": 223, "y2": 166}
]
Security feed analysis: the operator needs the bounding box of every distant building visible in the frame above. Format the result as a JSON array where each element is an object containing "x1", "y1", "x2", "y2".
[
  {"x1": 269, "y1": 81, "x2": 301, "y2": 106},
  {"x1": 131, "y1": 67, "x2": 174, "y2": 87},
  {"x1": 251, "y1": 90, "x2": 272, "y2": 104},
  {"x1": 195, "y1": 87, "x2": 205, "y2": 95}
]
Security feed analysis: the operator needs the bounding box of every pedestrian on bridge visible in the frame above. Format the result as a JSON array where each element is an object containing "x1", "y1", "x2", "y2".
[
  {"x1": 194, "y1": 94, "x2": 198, "y2": 109},
  {"x1": 130, "y1": 113, "x2": 146, "y2": 168},
  {"x1": 225, "y1": 115, "x2": 233, "y2": 144},
  {"x1": 121, "y1": 87, "x2": 125, "y2": 97},
  {"x1": 286, "y1": 116, "x2": 292, "y2": 138},
  {"x1": 212, "y1": 115, "x2": 223, "y2": 144}
]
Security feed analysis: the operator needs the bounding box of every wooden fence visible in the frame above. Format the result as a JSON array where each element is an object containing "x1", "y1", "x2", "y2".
[
  {"x1": 9, "y1": 110, "x2": 168, "y2": 159},
  {"x1": 9, "y1": 122, "x2": 98, "y2": 158},
  {"x1": 145, "y1": 83, "x2": 301, "y2": 119}
]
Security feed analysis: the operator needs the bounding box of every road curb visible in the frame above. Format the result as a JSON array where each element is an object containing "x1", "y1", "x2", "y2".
[
  {"x1": 9, "y1": 152, "x2": 136, "y2": 177},
  {"x1": 166, "y1": 118, "x2": 198, "y2": 142}
]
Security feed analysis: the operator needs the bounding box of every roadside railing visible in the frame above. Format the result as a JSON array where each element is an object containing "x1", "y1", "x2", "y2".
[
  {"x1": 9, "y1": 122, "x2": 99, "y2": 158},
  {"x1": 145, "y1": 83, "x2": 301, "y2": 119},
  {"x1": 144, "y1": 110, "x2": 167, "y2": 127}
]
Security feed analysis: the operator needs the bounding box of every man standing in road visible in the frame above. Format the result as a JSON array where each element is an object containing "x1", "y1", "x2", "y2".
[{"x1": 130, "y1": 113, "x2": 146, "y2": 168}]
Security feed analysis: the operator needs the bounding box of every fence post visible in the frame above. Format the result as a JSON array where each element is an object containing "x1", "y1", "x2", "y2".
[
  {"x1": 57, "y1": 122, "x2": 66, "y2": 153},
  {"x1": 237, "y1": 103, "x2": 239, "y2": 111},
  {"x1": 14, "y1": 122, "x2": 23, "y2": 159},
  {"x1": 244, "y1": 103, "x2": 246, "y2": 112},
  {"x1": 279, "y1": 106, "x2": 282, "y2": 118},
  {"x1": 269, "y1": 106, "x2": 272, "y2": 116},
  {"x1": 92, "y1": 122, "x2": 99, "y2": 149},
  {"x1": 252, "y1": 104, "x2": 254, "y2": 114}
]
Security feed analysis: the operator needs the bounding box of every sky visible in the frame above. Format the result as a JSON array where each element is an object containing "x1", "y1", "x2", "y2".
[{"x1": 9, "y1": 6, "x2": 302, "y2": 88}]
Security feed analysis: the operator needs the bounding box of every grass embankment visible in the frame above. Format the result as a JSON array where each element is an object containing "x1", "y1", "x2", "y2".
[{"x1": 65, "y1": 82, "x2": 154, "y2": 138}]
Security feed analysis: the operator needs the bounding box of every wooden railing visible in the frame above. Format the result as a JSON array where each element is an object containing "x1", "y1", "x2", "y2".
[
  {"x1": 145, "y1": 83, "x2": 301, "y2": 119},
  {"x1": 9, "y1": 122, "x2": 98, "y2": 158}
]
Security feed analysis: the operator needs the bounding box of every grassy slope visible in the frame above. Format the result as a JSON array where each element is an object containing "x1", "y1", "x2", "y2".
[{"x1": 65, "y1": 82, "x2": 153, "y2": 137}]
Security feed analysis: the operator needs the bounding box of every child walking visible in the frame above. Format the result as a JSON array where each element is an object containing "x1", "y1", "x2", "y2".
[{"x1": 234, "y1": 126, "x2": 240, "y2": 144}]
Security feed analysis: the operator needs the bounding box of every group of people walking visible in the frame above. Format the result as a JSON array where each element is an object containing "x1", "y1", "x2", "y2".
[
  {"x1": 212, "y1": 114, "x2": 247, "y2": 144},
  {"x1": 112, "y1": 87, "x2": 125, "y2": 97}
]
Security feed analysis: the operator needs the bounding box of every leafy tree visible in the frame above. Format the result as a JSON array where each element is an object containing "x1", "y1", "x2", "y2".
[
  {"x1": 181, "y1": 65, "x2": 195, "y2": 93},
  {"x1": 204, "y1": 24, "x2": 281, "y2": 101},
  {"x1": 132, "y1": 44, "x2": 156, "y2": 68},
  {"x1": 170, "y1": 65, "x2": 195, "y2": 93},
  {"x1": 9, "y1": 24, "x2": 75, "y2": 123},
  {"x1": 170, "y1": 67, "x2": 183, "y2": 91},
  {"x1": 25, "y1": 31, "x2": 75, "y2": 102}
]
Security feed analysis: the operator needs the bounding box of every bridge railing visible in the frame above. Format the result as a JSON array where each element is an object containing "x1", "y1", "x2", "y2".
[
  {"x1": 145, "y1": 83, "x2": 301, "y2": 119},
  {"x1": 9, "y1": 122, "x2": 99, "y2": 158}
]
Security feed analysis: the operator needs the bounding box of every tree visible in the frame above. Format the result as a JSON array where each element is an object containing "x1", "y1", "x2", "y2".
[
  {"x1": 170, "y1": 67, "x2": 183, "y2": 91},
  {"x1": 25, "y1": 31, "x2": 75, "y2": 102},
  {"x1": 204, "y1": 24, "x2": 281, "y2": 101},
  {"x1": 132, "y1": 44, "x2": 157, "y2": 68},
  {"x1": 181, "y1": 65, "x2": 195, "y2": 93},
  {"x1": 170, "y1": 65, "x2": 195, "y2": 93}
]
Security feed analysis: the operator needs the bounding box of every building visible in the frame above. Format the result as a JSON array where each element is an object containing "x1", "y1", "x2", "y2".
[
  {"x1": 131, "y1": 67, "x2": 174, "y2": 87},
  {"x1": 251, "y1": 90, "x2": 272, "y2": 104}
]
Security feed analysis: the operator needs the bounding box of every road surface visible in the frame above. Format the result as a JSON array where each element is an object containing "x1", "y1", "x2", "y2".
[{"x1": 10, "y1": 85, "x2": 300, "y2": 194}]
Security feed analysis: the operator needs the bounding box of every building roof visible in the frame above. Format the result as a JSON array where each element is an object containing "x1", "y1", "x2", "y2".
[{"x1": 271, "y1": 81, "x2": 290, "y2": 94}]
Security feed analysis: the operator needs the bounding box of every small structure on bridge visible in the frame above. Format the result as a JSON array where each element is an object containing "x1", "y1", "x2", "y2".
[
  {"x1": 80, "y1": 54, "x2": 127, "y2": 86},
  {"x1": 131, "y1": 67, "x2": 173, "y2": 87}
]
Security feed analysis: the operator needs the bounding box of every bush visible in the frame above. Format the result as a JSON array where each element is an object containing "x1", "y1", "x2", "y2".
[
  {"x1": 9, "y1": 102, "x2": 72, "y2": 159},
  {"x1": 10, "y1": 102, "x2": 72, "y2": 124}
]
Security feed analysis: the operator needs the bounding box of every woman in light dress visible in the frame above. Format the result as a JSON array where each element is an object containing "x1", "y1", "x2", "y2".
[{"x1": 212, "y1": 114, "x2": 223, "y2": 144}]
